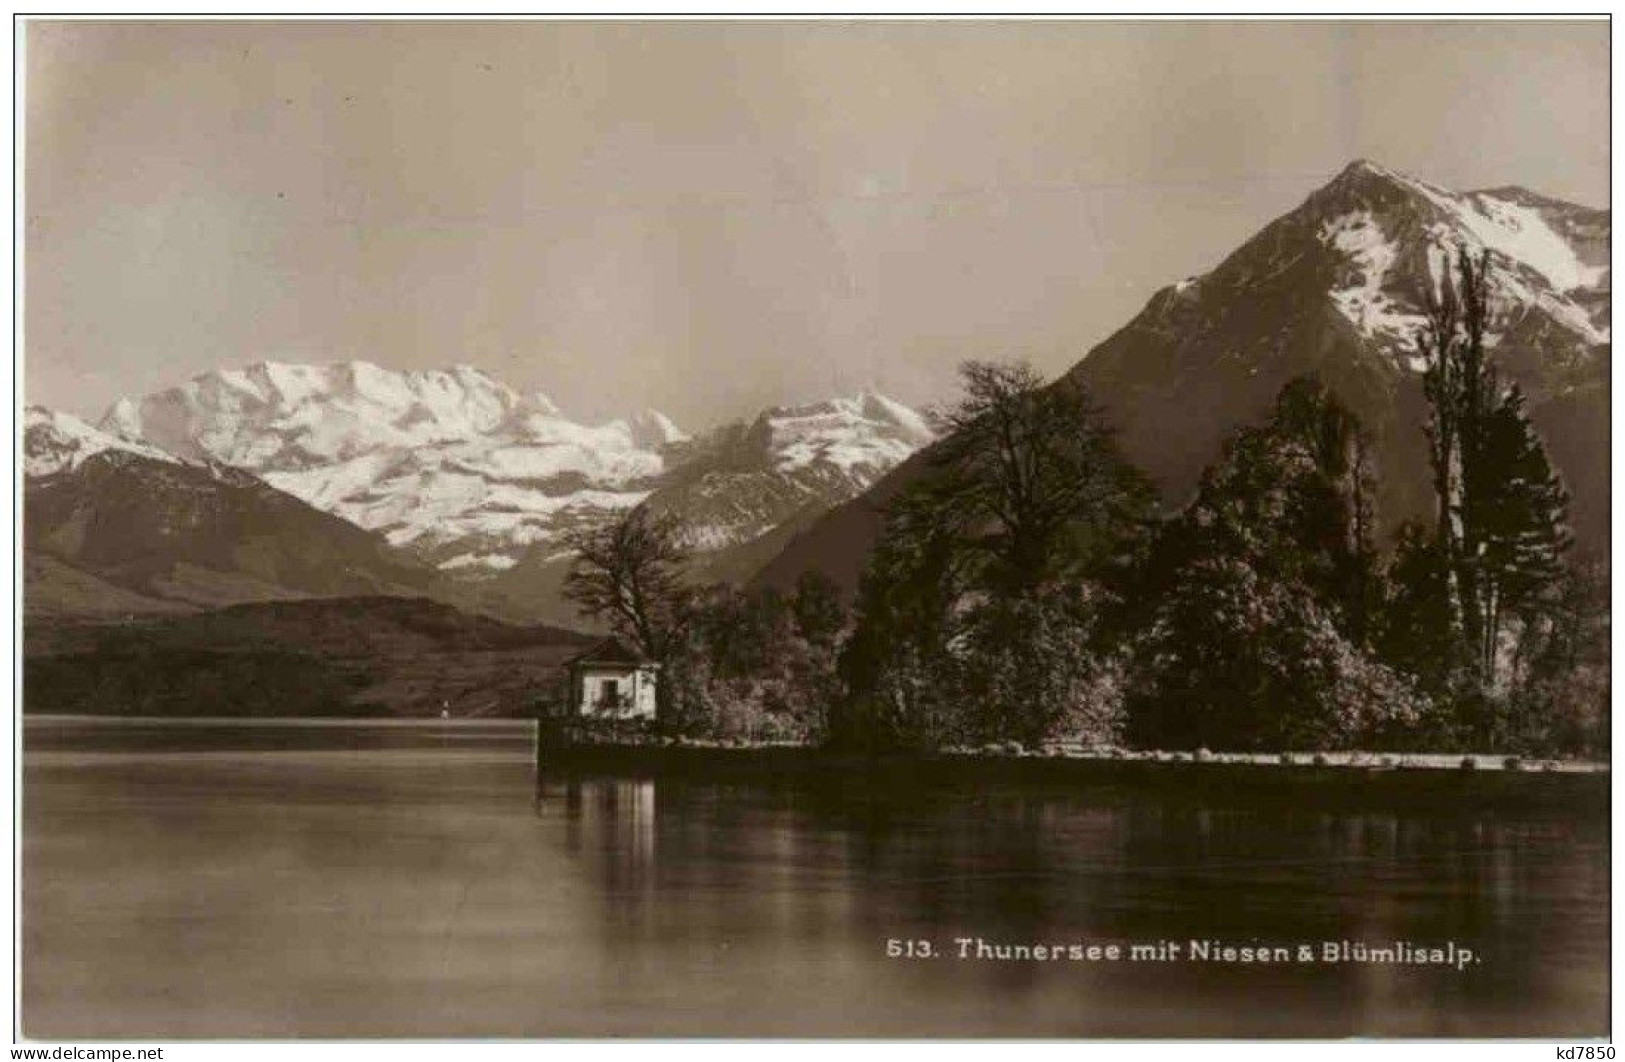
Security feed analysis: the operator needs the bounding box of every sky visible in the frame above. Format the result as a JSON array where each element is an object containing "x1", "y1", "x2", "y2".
[{"x1": 24, "y1": 19, "x2": 1609, "y2": 431}]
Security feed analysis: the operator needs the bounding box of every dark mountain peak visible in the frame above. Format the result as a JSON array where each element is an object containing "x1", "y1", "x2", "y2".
[
  {"x1": 755, "y1": 164, "x2": 1610, "y2": 595},
  {"x1": 1331, "y1": 157, "x2": 1402, "y2": 185},
  {"x1": 1184, "y1": 160, "x2": 1608, "y2": 354},
  {"x1": 25, "y1": 439, "x2": 449, "y2": 611},
  {"x1": 1315, "y1": 158, "x2": 1432, "y2": 203},
  {"x1": 1300, "y1": 159, "x2": 1456, "y2": 227},
  {"x1": 61, "y1": 446, "x2": 263, "y2": 496}
]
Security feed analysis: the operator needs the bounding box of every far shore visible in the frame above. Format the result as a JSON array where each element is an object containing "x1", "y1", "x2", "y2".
[{"x1": 22, "y1": 713, "x2": 530, "y2": 729}]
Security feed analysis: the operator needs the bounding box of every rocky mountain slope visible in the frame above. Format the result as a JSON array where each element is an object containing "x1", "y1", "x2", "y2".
[
  {"x1": 25, "y1": 446, "x2": 448, "y2": 612},
  {"x1": 755, "y1": 161, "x2": 1610, "y2": 594},
  {"x1": 24, "y1": 552, "x2": 199, "y2": 619},
  {"x1": 645, "y1": 392, "x2": 934, "y2": 582}
]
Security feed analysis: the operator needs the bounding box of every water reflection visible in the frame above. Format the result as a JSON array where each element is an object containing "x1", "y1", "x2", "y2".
[
  {"x1": 559, "y1": 777, "x2": 659, "y2": 890},
  {"x1": 544, "y1": 773, "x2": 1608, "y2": 1037}
]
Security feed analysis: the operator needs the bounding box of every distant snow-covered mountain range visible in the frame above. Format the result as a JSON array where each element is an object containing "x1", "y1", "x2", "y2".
[
  {"x1": 96, "y1": 362, "x2": 686, "y2": 574},
  {"x1": 24, "y1": 364, "x2": 936, "y2": 620}
]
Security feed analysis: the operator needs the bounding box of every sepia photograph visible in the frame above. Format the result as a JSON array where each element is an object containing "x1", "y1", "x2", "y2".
[{"x1": 12, "y1": 15, "x2": 1613, "y2": 1043}]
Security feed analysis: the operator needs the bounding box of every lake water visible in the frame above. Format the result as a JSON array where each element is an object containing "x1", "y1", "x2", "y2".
[{"x1": 21, "y1": 718, "x2": 1610, "y2": 1038}]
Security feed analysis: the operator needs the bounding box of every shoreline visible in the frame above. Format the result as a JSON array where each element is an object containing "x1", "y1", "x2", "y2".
[
  {"x1": 551, "y1": 738, "x2": 1609, "y2": 774},
  {"x1": 534, "y1": 741, "x2": 1609, "y2": 812},
  {"x1": 23, "y1": 714, "x2": 1610, "y2": 774},
  {"x1": 20, "y1": 715, "x2": 1607, "y2": 811},
  {"x1": 538, "y1": 739, "x2": 1610, "y2": 775}
]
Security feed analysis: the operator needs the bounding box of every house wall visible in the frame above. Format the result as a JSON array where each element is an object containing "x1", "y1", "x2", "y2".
[{"x1": 576, "y1": 666, "x2": 657, "y2": 719}]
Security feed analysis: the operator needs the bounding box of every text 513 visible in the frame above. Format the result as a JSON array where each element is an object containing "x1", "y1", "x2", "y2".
[{"x1": 885, "y1": 939, "x2": 938, "y2": 959}]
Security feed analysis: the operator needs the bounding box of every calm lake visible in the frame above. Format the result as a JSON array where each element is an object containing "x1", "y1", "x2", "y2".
[{"x1": 21, "y1": 718, "x2": 1610, "y2": 1038}]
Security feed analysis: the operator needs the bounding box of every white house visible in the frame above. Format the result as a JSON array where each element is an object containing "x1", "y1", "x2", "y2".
[{"x1": 566, "y1": 637, "x2": 659, "y2": 719}]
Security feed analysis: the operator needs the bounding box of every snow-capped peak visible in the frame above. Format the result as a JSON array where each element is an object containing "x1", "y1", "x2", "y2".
[
  {"x1": 1333, "y1": 158, "x2": 1407, "y2": 185},
  {"x1": 1304, "y1": 159, "x2": 1610, "y2": 352},
  {"x1": 625, "y1": 408, "x2": 689, "y2": 450},
  {"x1": 1401, "y1": 181, "x2": 1599, "y2": 295},
  {"x1": 94, "y1": 361, "x2": 679, "y2": 566},
  {"x1": 854, "y1": 389, "x2": 936, "y2": 441},
  {"x1": 635, "y1": 389, "x2": 935, "y2": 559},
  {"x1": 24, "y1": 405, "x2": 180, "y2": 478},
  {"x1": 763, "y1": 390, "x2": 936, "y2": 474},
  {"x1": 101, "y1": 360, "x2": 538, "y2": 465}
]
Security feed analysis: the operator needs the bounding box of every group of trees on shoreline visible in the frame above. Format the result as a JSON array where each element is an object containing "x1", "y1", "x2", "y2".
[{"x1": 564, "y1": 251, "x2": 1607, "y2": 757}]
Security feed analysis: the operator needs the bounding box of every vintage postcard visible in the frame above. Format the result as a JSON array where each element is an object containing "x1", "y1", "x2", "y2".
[{"x1": 14, "y1": 17, "x2": 1611, "y2": 1042}]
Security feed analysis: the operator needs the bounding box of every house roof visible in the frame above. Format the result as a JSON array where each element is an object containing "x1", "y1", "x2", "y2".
[{"x1": 566, "y1": 635, "x2": 652, "y2": 669}]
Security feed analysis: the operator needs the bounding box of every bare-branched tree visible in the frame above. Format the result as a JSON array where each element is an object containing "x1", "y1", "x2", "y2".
[{"x1": 563, "y1": 507, "x2": 695, "y2": 721}]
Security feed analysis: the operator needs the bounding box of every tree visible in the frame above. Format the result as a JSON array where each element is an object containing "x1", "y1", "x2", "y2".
[
  {"x1": 1414, "y1": 247, "x2": 1572, "y2": 689},
  {"x1": 959, "y1": 585, "x2": 1126, "y2": 748},
  {"x1": 1463, "y1": 384, "x2": 1572, "y2": 673},
  {"x1": 931, "y1": 361, "x2": 1152, "y2": 591},
  {"x1": 1195, "y1": 376, "x2": 1383, "y2": 641},
  {"x1": 1111, "y1": 378, "x2": 1382, "y2": 643},
  {"x1": 790, "y1": 570, "x2": 846, "y2": 651},
  {"x1": 1377, "y1": 521, "x2": 1459, "y2": 700},
  {"x1": 679, "y1": 584, "x2": 834, "y2": 743},
  {"x1": 836, "y1": 481, "x2": 975, "y2": 750},
  {"x1": 1503, "y1": 560, "x2": 1609, "y2": 755},
  {"x1": 837, "y1": 360, "x2": 1152, "y2": 749},
  {"x1": 1118, "y1": 377, "x2": 1426, "y2": 750},
  {"x1": 1124, "y1": 553, "x2": 1426, "y2": 751}
]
